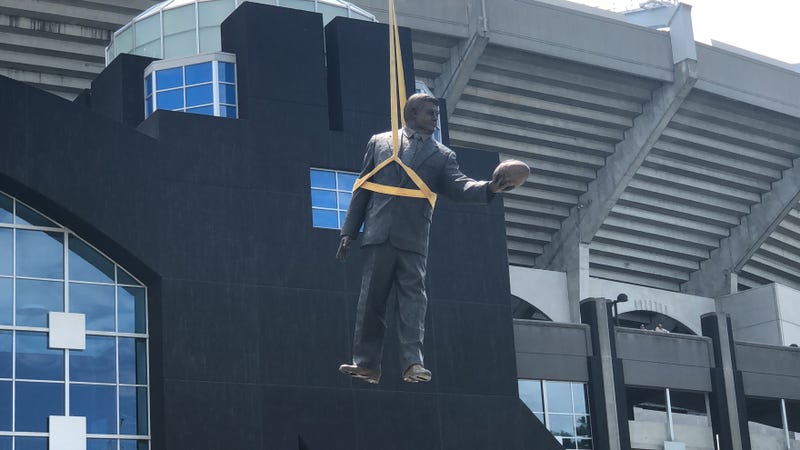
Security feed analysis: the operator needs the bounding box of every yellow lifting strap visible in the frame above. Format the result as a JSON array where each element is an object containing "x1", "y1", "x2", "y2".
[{"x1": 351, "y1": 0, "x2": 437, "y2": 209}]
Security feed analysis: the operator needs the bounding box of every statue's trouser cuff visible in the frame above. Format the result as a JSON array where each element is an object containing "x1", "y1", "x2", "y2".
[{"x1": 352, "y1": 241, "x2": 428, "y2": 374}]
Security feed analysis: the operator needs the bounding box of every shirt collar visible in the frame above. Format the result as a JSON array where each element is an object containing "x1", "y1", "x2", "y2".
[{"x1": 402, "y1": 126, "x2": 432, "y2": 142}]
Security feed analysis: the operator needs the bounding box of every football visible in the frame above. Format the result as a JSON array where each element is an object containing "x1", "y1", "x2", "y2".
[{"x1": 492, "y1": 159, "x2": 530, "y2": 191}]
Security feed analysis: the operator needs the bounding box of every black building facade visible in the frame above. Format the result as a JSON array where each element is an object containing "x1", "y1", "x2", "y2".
[{"x1": 0, "y1": 4, "x2": 559, "y2": 449}]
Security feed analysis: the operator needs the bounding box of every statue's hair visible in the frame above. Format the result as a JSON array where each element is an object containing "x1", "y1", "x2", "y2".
[{"x1": 403, "y1": 93, "x2": 439, "y2": 123}]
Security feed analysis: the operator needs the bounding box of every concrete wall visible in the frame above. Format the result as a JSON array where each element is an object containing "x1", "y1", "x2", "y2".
[
  {"x1": 509, "y1": 266, "x2": 570, "y2": 322},
  {"x1": 629, "y1": 418, "x2": 714, "y2": 450},
  {"x1": 513, "y1": 319, "x2": 591, "y2": 381},
  {"x1": 735, "y1": 341, "x2": 800, "y2": 401},
  {"x1": 775, "y1": 284, "x2": 800, "y2": 346},
  {"x1": 718, "y1": 284, "x2": 782, "y2": 345},
  {"x1": 589, "y1": 278, "x2": 715, "y2": 335}
]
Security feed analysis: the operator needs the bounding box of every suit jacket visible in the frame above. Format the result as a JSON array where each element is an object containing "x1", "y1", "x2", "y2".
[{"x1": 341, "y1": 129, "x2": 492, "y2": 256}]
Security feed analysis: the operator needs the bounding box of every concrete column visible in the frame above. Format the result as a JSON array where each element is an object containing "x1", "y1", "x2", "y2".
[
  {"x1": 580, "y1": 297, "x2": 630, "y2": 450},
  {"x1": 565, "y1": 242, "x2": 590, "y2": 323},
  {"x1": 701, "y1": 312, "x2": 751, "y2": 450}
]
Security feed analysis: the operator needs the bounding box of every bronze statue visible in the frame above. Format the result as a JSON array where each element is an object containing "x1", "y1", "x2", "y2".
[{"x1": 337, "y1": 93, "x2": 526, "y2": 384}]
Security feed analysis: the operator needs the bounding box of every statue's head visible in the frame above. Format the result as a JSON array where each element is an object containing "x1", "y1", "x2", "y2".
[{"x1": 404, "y1": 93, "x2": 439, "y2": 134}]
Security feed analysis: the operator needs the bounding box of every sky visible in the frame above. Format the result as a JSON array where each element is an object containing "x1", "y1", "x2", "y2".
[{"x1": 570, "y1": 0, "x2": 800, "y2": 64}]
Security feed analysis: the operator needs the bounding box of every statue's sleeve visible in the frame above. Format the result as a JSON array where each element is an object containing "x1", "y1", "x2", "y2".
[
  {"x1": 438, "y1": 151, "x2": 493, "y2": 204},
  {"x1": 340, "y1": 137, "x2": 376, "y2": 239}
]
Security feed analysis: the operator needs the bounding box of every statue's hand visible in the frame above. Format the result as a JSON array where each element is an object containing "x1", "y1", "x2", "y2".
[
  {"x1": 336, "y1": 236, "x2": 351, "y2": 261},
  {"x1": 489, "y1": 172, "x2": 515, "y2": 193}
]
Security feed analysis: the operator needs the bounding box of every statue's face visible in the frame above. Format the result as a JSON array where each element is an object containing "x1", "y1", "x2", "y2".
[{"x1": 411, "y1": 102, "x2": 439, "y2": 134}]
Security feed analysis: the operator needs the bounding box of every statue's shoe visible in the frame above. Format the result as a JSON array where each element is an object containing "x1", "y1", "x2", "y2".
[
  {"x1": 402, "y1": 364, "x2": 432, "y2": 383},
  {"x1": 339, "y1": 363, "x2": 380, "y2": 384}
]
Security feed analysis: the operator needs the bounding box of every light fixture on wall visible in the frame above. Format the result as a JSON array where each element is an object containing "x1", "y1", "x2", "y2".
[{"x1": 611, "y1": 293, "x2": 628, "y2": 327}]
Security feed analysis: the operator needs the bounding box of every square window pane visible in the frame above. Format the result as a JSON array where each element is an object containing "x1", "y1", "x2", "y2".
[
  {"x1": 0, "y1": 193, "x2": 11, "y2": 223},
  {"x1": 312, "y1": 209, "x2": 338, "y2": 229},
  {"x1": 163, "y1": 30, "x2": 196, "y2": 59},
  {"x1": 185, "y1": 62, "x2": 212, "y2": 85},
  {"x1": 220, "y1": 105, "x2": 237, "y2": 118},
  {"x1": 577, "y1": 438, "x2": 592, "y2": 449},
  {"x1": 16, "y1": 279, "x2": 63, "y2": 327},
  {"x1": 311, "y1": 189, "x2": 336, "y2": 209},
  {"x1": 15, "y1": 381, "x2": 64, "y2": 431},
  {"x1": 186, "y1": 84, "x2": 213, "y2": 107},
  {"x1": 0, "y1": 437, "x2": 8, "y2": 450},
  {"x1": 218, "y1": 62, "x2": 236, "y2": 83},
  {"x1": 88, "y1": 439, "x2": 117, "y2": 450},
  {"x1": 310, "y1": 170, "x2": 336, "y2": 189},
  {"x1": 119, "y1": 338, "x2": 148, "y2": 385},
  {"x1": 70, "y1": 284, "x2": 115, "y2": 332},
  {"x1": 0, "y1": 278, "x2": 9, "y2": 325},
  {"x1": 16, "y1": 230, "x2": 63, "y2": 279},
  {"x1": 560, "y1": 437, "x2": 577, "y2": 449},
  {"x1": 337, "y1": 172, "x2": 358, "y2": 191},
  {"x1": 144, "y1": 75, "x2": 153, "y2": 97},
  {"x1": 156, "y1": 89, "x2": 184, "y2": 111},
  {"x1": 219, "y1": 83, "x2": 236, "y2": 104},
  {"x1": 69, "y1": 236, "x2": 114, "y2": 283},
  {"x1": 199, "y1": 0, "x2": 234, "y2": 27},
  {"x1": 163, "y1": 4, "x2": 195, "y2": 32},
  {"x1": 519, "y1": 379, "x2": 543, "y2": 413},
  {"x1": 338, "y1": 192, "x2": 352, "y2": 210},
  {"x1": 15, "y1": 203, "x2": 56, "y2": 227},
  {"x1": 199, "y1": 26, "x2": 221, "y2": 53},
  {"x1": 134, "y1": 14, "x2": 160, "y2": 47},
  {"x1": 71, "y1": 384, "x2": 117, "y2": 434},
  {"x1": 0, "y1": 381, "x2": 9, "y2": 431},
  {"x1": 120, "y1": 386, "x2": 148, "y2": 435},
  {"x1": 115, "y1": 28, "x2": 133, "y2": 54},
  {"x1": 120, "y1": 440, "x2": 149, "y2": 450},
  {"x1": 572, "y1": 383, "x2": 588, "y2": 414},
  {"x1": 186, "y1": 105, "x2": 214, "y2": 116},
  {"x1": 547, "y1": 414, "x2": 575, "y2": 437},
  {"x1": 155, "y1": 67, "x2": 183, "y2": 91},
  {"x1": 71, "y1": 336, "x2": 116, "y2": 383},
  {"x1": 0, "y1": 330, "x2": 10, "y2": 378},
  {"x1": 575, "y1": 415, "x2": 591, "y2": 437},
  {"x1": 546, "y1": 381, "x2": 574, "y2": 414},
  {"x1": 16, "y1": 331, "x2": 64, "y2": 380},
  {"x1": 119, "y1": 286, "x2": 146, "y2": 334},
  {"x1": 0, "y1": 229, "x2": 9, "y2": 276},
  {"x1": 13, "y1": 437, "x2": 47, "y2": 450}
]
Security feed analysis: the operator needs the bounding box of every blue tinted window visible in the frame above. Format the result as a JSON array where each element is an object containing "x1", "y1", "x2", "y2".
[
  {"x1": 0, "y1": 331, "x2": 10, "y2": 378},
  {"x1": 120, "y1": 440, "x2": 149, "y2": 450},
  {"x1": 186, "y1": 84, "x2": 213, "y2": 107},
  {"x1": 0, "y1": 229, "x2": 10, "y2": 276},
  {"x1": 16, "y1": 332, "x2": 64, "y2": 380},
  {"x1": 310, "y1": 170, "x2": 336, "y2": 189},
  {"x1": 155, "y1": 67, "x2": 183, "y2": 90},
  {"x1": 15, "y1": 203, "x2": 56, "y2": 228},
  {"x1": 120, "y1": 386, "x2": 148, "y2": 435},
  {"x1": 69, "y1": 236, "x2": 114, "y2": 283},
  {"x1": 119, "y1": 286, "x2": 146, "y2": 334},
  {"x1": 221, "y1": 106, "x2": 237, "y2": 118},
  {"x1": 186, "y1": 105, "x2": 214, "y2": 116},
  {"x1": 337, "y1": 172, "x2": 357, "y2": 190},
  {"x1": 144, "y1": 74, "x2": 152, "y2": 97},
  {"x1": 71, "y1": 384, "x2": 117, "y2": 434},
  {"x1": 156, "y1": 89, "x2": 183, "y2": 110},
  {"x1": 311, "y1": 189, "x2": 336, "y2": 209},
  {"x1": 0, "y1": 382, "x2": 9, "y2": 431},
  {"x1": 338, "y1": 192, "x2": 352, "y2": 210},
  {"x1": 71, "y1": 336, "x2": 115, "y2": 383},
  {"x1": 13, "y1": 437, "x2": 47, "y2": 450},
  {"x1": 0, "y1": 278, "x2": 8, "y2": 325},
  {"x1": 219, "y1": 62, "x2": 235, "y2": 83},
  {"x1": 219, "y1": 84, "x2": 236, "y2": 104},
  {"x1": 338, "y1": 211, "x2": 347, "y2": 228},
  {"x1": 70, "y1": 284, "x2": 115, "y2": 332},
  {"x1": 15, "y1": 381, "x2": 64, "y2": 431},
  {"x1": 16, "y1": 230, "x2": 63, "y2": 279},
  {"x1": 185, "y1": 62, "x2": 212, "y2": 85},
  {"x1": 119, "y1": 338, "x2": 148, "y2": 385},
  {"x1": 117, "y1": 268, "x2": 139, "y2": 286},
  {"x1": 146, "y1": 96, "x2": 153, "y2": 117},
  {"x1": 312, "y1": 210, "x2": 338, "y2": 229},
  {"x1": 0, "y1": 435, "x2": 8, "y2": 449},
  {"x1": 0, "y1": 194, "x2": 11, "y2": 224},
  {"x1": 15, "y1": 279, "x2": 63, "y2": 327},
  {"x1": 88, "y1": 439, "x2": 117, "y2": 450},
  {"x1": 519, "y1": 379, "x2": 543, "y2": 413},
  {"x1": 546, "y1": 381, "x2": 573, "y2": 414},
  {"x1": 573, "y1": 383, "x2": 587, "y2": 414}
]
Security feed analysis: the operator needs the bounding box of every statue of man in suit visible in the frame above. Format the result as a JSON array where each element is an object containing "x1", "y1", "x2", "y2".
[{"x1": 337, "y1": 93, "x2": 514, "y2": 384}]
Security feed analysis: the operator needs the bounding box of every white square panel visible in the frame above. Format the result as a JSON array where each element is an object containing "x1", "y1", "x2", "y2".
[
  {"x1": 49, "y1": 312, "x2": 86, "y2": 350},
  {"x1": 49, "y1": 416, "x2": 86, "y2": 450}
]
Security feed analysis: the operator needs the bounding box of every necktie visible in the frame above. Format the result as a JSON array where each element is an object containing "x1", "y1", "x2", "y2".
[{"x1": 401, "y1": 133, "x2": 421, "y2": 165}]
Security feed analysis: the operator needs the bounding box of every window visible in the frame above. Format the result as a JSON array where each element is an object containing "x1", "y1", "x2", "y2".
[
  {"x1": 144, "y1": 53, "x2": 237, "y2": 119},
  {"x1": 309, "y1": 169, "x2": 358, "y2": 230},
  {"x1": 415, "y1": 81, "x2": 442, "y2": 143},
  {"x1": 519, "y1": 379, "x2": 592, "y2": 449},
  {"x1": 0, "y1": 191, "x2": 150, "y2": 450}
]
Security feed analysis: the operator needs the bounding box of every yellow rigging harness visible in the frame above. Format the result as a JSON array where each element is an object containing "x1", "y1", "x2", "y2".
[{"x1": 350, "y1": 0, "x2": 438, "y2": 209}]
